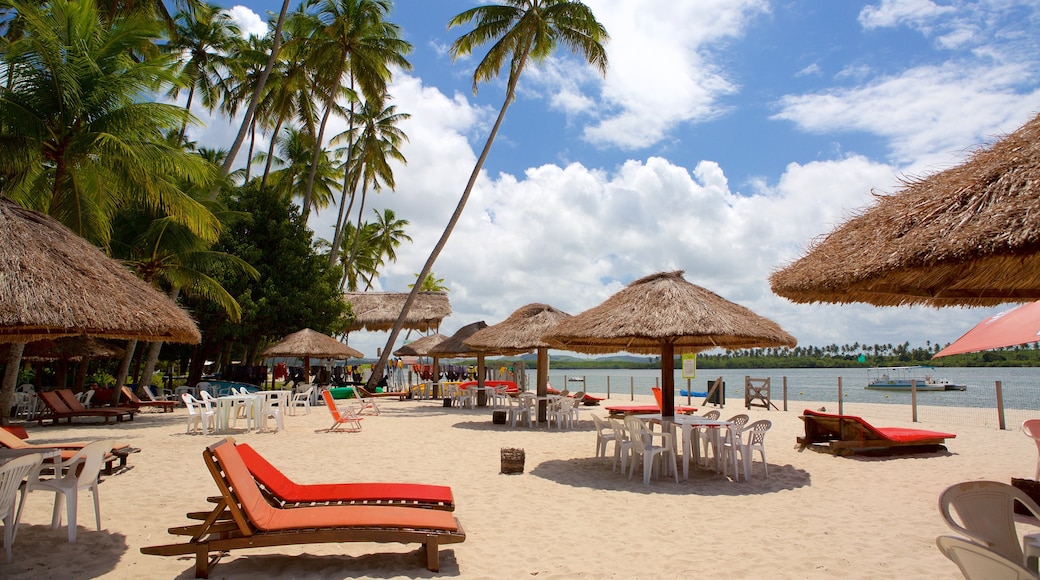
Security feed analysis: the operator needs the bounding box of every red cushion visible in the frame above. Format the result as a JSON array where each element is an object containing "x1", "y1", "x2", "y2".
[
  {"x1": 236, "y1": 443, "x2": 454, "y2": 505},
  {"x1": 2, "y1": 426, "x2": 29, "y2": 440},
  {"x1": 802, "y1": 409, "x2": 955, "y2": 441}
]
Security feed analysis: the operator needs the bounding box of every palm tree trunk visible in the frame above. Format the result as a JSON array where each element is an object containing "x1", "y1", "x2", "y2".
[
  {"x1": 261, "y1": 116, "x2": 287, "y2": 188},
  {"x1": 219, "y1": 0, "x2": 291, "y2": 187},
  {"x1": 113, "y1": 339, "x2": 138, "y2": 404},
  {"x1": 346, "y1": 181, "x2": 370, "y2": 275},
  {"x1": 245, "y1": 121, "x2": 257, "y2": 182},
  {"x1": 328, "y1": 77, "x2": 359, "y2": 267},
  {"x1": 370, "y1": 60, "x2": 527, "y2": 386},
  {"x1": 178, "y1": 83, "x2": 197, "y2": 145},
  {"x1": 302, "y1": 105, "x2": 334, "y2": 219},
  {"x1": 1, "y1": 343, "x2": 25, "y2": 423}
]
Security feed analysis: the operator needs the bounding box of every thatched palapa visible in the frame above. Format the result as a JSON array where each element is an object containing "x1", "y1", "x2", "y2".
[
  {"x1": 466, "y1": 303, "x2": 573, "y2": 422},
  {"x1": 260, "y1": 328, "x2": 363, "y2": 360},
  {"x1": 544, "y1": 272, "x2": 796, "y2": 355},
  {"x1": 770, "y1": 112, "x2": 1040, "y2": 307},
  {"x1": 393, "y1": 333, "x2": 448, "y2": 357},
  {"x1": 0, "y1": 197, "x2": 201, "y2": 344},
  {"x1": 1, "y1": 336, "x2": 126, "y2": 362},
  {"x1": 344, "y1": 292, "x2": 450, "y2": 333},
  {"x1": 544, "y1": 271, "x2": 796, "y2": 418}
]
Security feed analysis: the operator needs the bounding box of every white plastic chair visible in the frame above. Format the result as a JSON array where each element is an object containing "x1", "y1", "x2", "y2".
[
  {"x1": 547, "y1": 396, "x2": 568, "y2": 429},
  {"x1": 0, "y1": 453, "x2": 44, "y2": 562},
  {"x1": 182, "y1": 393, "x2": 215, "y2": 434},
  {"x1": 609, "y1": 417, "x2": 632, "y2": 473},
  {"x1": 23, "y1": 440, "x2": 112, "y2": 542},
  {"x1": 503, "y1": 394, "x2": 531, "y2": 428},
  {"x1": 259, "y1": 392, "x2": 285, "y2": 433},
  {"x1": 936, "y1": 535, "x2": 1038, "y2": 580},
  {"x1": 624, "y1": 415, "x2": 678, "y2": 485},
  {"x1": 711, "y1": 414, "x2": 749, "y2": 475},
  {"x1": 1022, "y1": 419, "x2": 1040, "y2": 480},
  {"x1": 939, "y1": 480, "x2": 1040, "y2": 566},
  {"x1": 289, "y1": 385, "x2": 313, "y2": 416},
  {"x1": 591, "y1": 414, "x2": 620, "y2": 461},
  {"x1": 723, "y1": 419, "x2": 771, "y2": 481}
]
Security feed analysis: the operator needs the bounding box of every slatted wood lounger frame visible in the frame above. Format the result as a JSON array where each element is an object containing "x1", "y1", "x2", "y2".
[
  {"x1": 797, "y1": 409, "x2": 955, "y2": 455},
  {"x1": 141, "y1": 438, "x2": 465, "y2": 578}
]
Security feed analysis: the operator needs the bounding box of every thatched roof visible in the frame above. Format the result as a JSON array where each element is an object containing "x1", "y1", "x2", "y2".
[
  {"x1": 543, "y1": 271, "x2": 797, "y2": 354},
  {"x1": 428, "y1": 321, "x2": 526, "y2": 358},
  {"x1": 343, "y1": 292, "x2": 451, "y2": 332},
  {"x1": 464, "y1": 303, "x2": 571, "y2": 353},
  {"x1": 393, "y1": 332, "x2": 448, "y2": 356},
  {"x1": 0, "y1": 336, "x2": 125, "y2": 362},
  {"x1": 260, "y1": 328, "x2": 363, "y2": 359},
  {"x1": 0, "y1": 198, "x2": 201, "y2": 344},
  {"x1": 770, "y1": 112, "x2": 1040, "y2": 307}
]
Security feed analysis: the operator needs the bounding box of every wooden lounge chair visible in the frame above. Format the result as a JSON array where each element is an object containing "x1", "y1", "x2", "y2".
[
  {"x1": 797, "y1": 409, "x2": 956, "y2": 455},
  {"x1": 141, "y1": 438, "x2": 466, "y2": 577},
  {"x1": 119, "y1": 386, "x2": 176, "y2": 413},
  {"x1": 0, "y1": 427, "x2": 139, "y2": 475},
  {"x1": 235, "y1": 443, "x2": 455, "y2": 511},
  {"x1": 57, "y1": 389, "x2": 136, "y2": 420},
  {"x1": 353, "y1": 384, "x2": 408, "y2": 401},
  {"x1": 37, "y1": 391, "x2": 131, "y2": 425}
]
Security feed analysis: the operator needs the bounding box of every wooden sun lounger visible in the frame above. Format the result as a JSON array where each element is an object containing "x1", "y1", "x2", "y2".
[
  {"x1": 236, "y1": 442, "x2": 455, "y2": 511},
  {"x1": 354, "y1": 385, "x2": 408, "y2": 401},
  {"x1": 0, "y1": 427, "x2": 139, "y2": 475},
  {"x1": 120, "y1": 386, "x2": 176, "y2": 412},
  {"x1": 797, "y1": 409, "x2": 956, "y2": 455},
  {"x1": 57, "y1": 388, "x2": 137, "y2": 419},
  {"x1": 37, "y1": 391, "x2": 132, "y2": 425},
  {"x1": 141, "y1": 438, "x2": 466, "y2": 577}
]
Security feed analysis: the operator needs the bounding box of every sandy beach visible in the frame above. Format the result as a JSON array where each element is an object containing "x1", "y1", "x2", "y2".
[{"x1": 0, "y1": 391, "x2": 1034, "y2": 579}]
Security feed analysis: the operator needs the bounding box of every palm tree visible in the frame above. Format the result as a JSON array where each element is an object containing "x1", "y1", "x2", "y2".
[
  {"x1": 370, "y1": 0, "x2": 608, "y2": 382},
  {"x1": 298, "y1": 0, "x2": 411, "y2": 220},
  {"x1": 167, "y1": 1, "x2": 243, "y2": 144},
  {"x1": 263, "y1": 127, "x2": 341, "y2": 210},
  {"x1": 332, "y1": 100, "x2": 409, "y2": 269},
  {"x1": 409, "y1": 272, "x2": 447, "y2": 292},
  {"x1": 0, "y1": 0, "x2": 218, "y2": 248}
]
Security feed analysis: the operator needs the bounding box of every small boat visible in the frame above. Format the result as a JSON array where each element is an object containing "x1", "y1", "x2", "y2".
[
  {"x1": 678, "y1": 390, "x2": 708, "y2": 398},
  {"x1": 866, "y1": 366, "x2": 966, "y2": 391},
  {"x1": 566, "y1": 377, "x2": 585, "y2": 383}
]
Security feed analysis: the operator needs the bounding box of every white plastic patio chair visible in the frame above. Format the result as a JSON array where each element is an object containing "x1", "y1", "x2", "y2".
[
  {"x1": 1022, "y1": 419, "x2": 1040, "y2": 480},
  {"x1": 23, "y1": 440, "x2": 112, "y2": 542},
  {"x1": 182, "y1": 393, "x2": 215, "y2": 434},
  {"x1": 723, "y1": 419, "x2": 771, "y2": 481},
  {"x1": 624, "y1": 415, "x2": 678, "y2": 485},
  {"x1": 939, "y1": 480, "x2": 1040, "y2": 567},
  {"x1": 259, "y1": 393, "x2": 284, "y2": 433},
  {"x1": 503, "y1": 394, "x2": 531, "y2": 428},
  {"x1": 289, "y1": 385, "x2": 313, "y2": 416},
  {"x1": 0, "y1": 453, "x2": 44, "y2": 562},
  {"x1": 591, "y1": 414, "x2": 620, "y2": 461},
  {"x1": 936, "y1": 535, "x2": 1037, "y2": 580}
]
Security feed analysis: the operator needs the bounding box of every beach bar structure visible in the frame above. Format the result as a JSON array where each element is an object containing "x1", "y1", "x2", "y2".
[{"x1": 343, "y1": 292, "x2": 451, "y2": 333}]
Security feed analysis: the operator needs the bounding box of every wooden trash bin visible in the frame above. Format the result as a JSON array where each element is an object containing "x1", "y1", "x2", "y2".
[
  {"x1": 492, "y1": 410, "x2": 507, "y2": 424},
  {"x1": 501, "y1": 447, "x2": 525, "y2": 474}
]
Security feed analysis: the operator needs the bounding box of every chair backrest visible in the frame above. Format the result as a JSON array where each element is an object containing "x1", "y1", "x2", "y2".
[
  {"x1": 702, "y1": 410, "x2": 721, "y2": 420},
  {"x1": 57, "y1": 389, "x2": 86, "y2": 411},
  {"x1": 122, "y1": 385, "x2": 142, "y2": 404},
  {"x1": 0, "y1": 428, "x2": 29, "y2": 451},
  {"x1": 744, "y1": 419, "x2": 772, "y2": 446},
  {"x1": 39, "y1": 391, "x2": 72, "y2": 414},
  {"x1": 939, "y1": 480, "x2": 1040, "y2": 563},
  {"x1": 1023, "y1": 419, "x2": 1040, "y2": 447},
  {"x1": 82, "y1": 389, "x2": 95, "y2": 407},
  {"x1": 322, "y1": 389, "x2": 346, "y2": 422},
  {"x1": 181, "y1": 393, "x2": 198, "y2": 416},
  {"x1": 936, "y1": 535, "x2": 1037, "y2": 580},
  {"x1": 38, "y1": 440, "x2": 112, "y2": 491},
  {"x1": 727, "y1": 414, "x2": 750, "y2": 429},
  {"x1": 651, "y1": 387, "x2": 663, "y2": 409},
  {"x1": 591, "y1": 414, "x2": 609, "y2": 433},
  {"x1": 624, "y1": 416, "x2": 648, "y2": 449},
  {"x1": 0, "y1": 453, "x2": 44, "y2": 516}
]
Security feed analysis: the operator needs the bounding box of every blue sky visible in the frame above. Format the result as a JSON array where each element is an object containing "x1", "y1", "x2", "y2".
[{"x1": 201, "y1": 1, "x2": 1040, "y2": 358}]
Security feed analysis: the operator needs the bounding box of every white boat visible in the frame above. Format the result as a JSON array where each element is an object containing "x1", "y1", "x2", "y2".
[{"x1": 866, "y1": 366, "x2": 966, "y2": 391}]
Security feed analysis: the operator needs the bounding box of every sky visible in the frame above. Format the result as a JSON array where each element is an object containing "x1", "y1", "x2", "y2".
[{"x1": 197, "y1": 0, "x2": 1040, "y2": 359}]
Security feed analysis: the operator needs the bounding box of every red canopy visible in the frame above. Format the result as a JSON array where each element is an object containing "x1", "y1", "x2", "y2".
[{"x1": 934, "y1": 301, "x2": 1040, "y2": 357}]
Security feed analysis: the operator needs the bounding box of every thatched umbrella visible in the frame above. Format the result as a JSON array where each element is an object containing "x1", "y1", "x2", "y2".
[
  {"x1": 343, "y1": 292, "x2": 451, "y2": 332},
  {"x1": 464, "y1": 303, "x2": 572, "y2": 421},
  {"x1": 543, "y1": 271, "x2": 796, "y2": 418},
  {"x1": 0, "y1": 197, "x2": 200, "y2": 419},
  {"x1": 429, "y1": 321, "x2": 524, "y2": 406},
  {"x1": 770, "y1": 112, "x2": 1040, "y2": 307},
  {"x1": 393, "y1": 332, "x2": 447, "y2": 385},
  {"x1": 260, "y1": 328, "x2": 364, "y2": 384}
]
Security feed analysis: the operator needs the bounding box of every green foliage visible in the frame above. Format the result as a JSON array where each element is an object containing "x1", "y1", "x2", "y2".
[{"x1": 187, "y1": 183, "x2": 351, "y2": 363}]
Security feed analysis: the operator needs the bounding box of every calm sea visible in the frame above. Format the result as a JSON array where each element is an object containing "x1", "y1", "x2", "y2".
[{"x1": 530, "y1": 367, "x2": 1040, "y2": 411}]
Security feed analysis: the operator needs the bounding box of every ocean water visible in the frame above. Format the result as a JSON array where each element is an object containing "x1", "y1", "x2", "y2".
[{"x1": 531, "y1": 367, "x2": 1040, "y2": 411}]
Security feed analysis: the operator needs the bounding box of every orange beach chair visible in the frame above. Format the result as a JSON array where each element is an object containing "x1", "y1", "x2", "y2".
[{"x1": 141, "y1": 438, "x2": 466, "y2": 577}]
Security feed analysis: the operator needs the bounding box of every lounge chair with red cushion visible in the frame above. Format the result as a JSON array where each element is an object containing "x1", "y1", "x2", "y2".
[
  {"x1": 0, "y1": 427, "x2": 138, "y2": 475},
  {"x1": 37, "y1": 391, "x2": 131, "y2": 425},
  {"x1": 236, "y1": 443, "x2": 454, "y2": 511},
  {"x1": 797, "y1": 408, "x2": 955, "y2": 455},
  {"x1": 141, "y1": 438, "x2": 466, "y2": 577}
]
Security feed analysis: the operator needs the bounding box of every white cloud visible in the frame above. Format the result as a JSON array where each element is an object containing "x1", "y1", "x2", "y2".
[
  {"x1": 859, "y1": 0, "x2": 956, "y2": 29},
  {"x1": 225, "y1": 5, "x2": 268, "y2": 39}
]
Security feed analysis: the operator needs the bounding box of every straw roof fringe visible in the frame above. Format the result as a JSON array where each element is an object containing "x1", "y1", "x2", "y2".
[
  {"x1": 393, "y1": 332, "x2": 448, "y2": 356},
  {"x1": 0, "y1": 198, "x2": 200, "y2": 344},
  {"x1": 428, "y1": 321, "x2": 527, "y2": 358},
  {"x1": 343, "y1": 292, "x2": 450, "y2": 332},
  {"x1": 0, "y1": 336, "x2": 125, "y2": 362},
  {"x1": 464, "y1": 303, "x2": 572, "y2": 352},
  {"x1": 544, "y1": 271, "x2": 797, "y2": 355},
  {"x1": 260, "y1": 328, "x2": 363, "y2": 359},
  {"x1": 770, "y1": 112, "x2": 1040, "y2": 307}
]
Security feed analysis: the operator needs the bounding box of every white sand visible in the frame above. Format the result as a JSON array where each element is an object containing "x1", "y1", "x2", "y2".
[{"x1": 0, "y1": 392, "x2": 1034, "y2": 579}]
